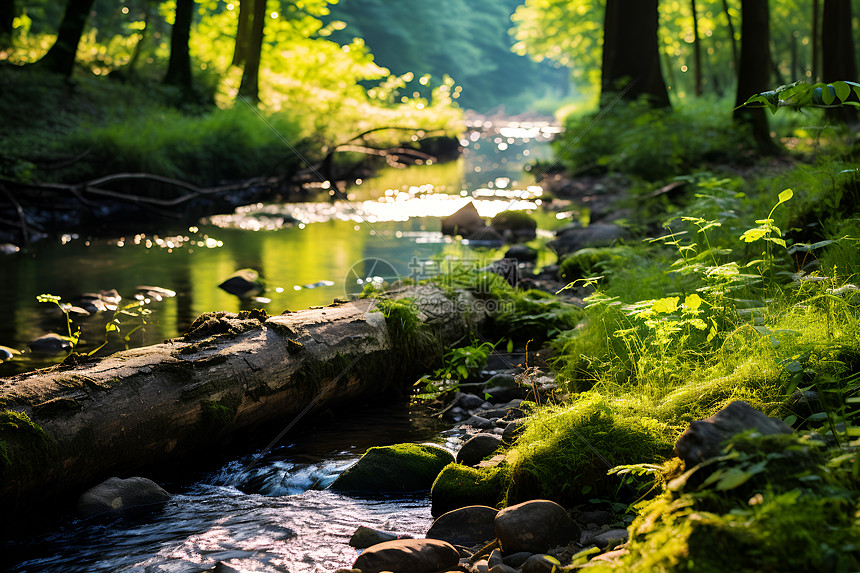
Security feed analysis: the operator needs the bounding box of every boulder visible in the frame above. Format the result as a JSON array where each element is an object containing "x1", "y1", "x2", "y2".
[
  {"x1": 491, "y1": 211, "x2": 538, "y2": 242},
  {"x1": 76, "y1": 476, "x2": 170, "y2": 518},
  {"x1": 547, "y1": 223, "x2": 630, "y2": 259},
  {"x1": 349, "y1": 525, "x2": 412, "y2": 549},
  {"x1": 521, "y1": 554, "x2": 562, "y2": 573},
  {"x1": 442, "y1": 202, "x2": 486, "y2": 237},
  {"x1": 352, "y1": 539, "x2": 460, "y2": 573},
  {"x1": 218, "y1": 268, "x2": 264, "y2": 298},
  {"x1": 329, "y1": 443, "x2": 454, "y2": 493},
  {"x1": 456, "y1": 434, "x2": 503, "y2": 467},
  {"x1": 431, "y1": 464, "x2": 505, "y2": 517},
  {"x1": 425, "y1": 505, "x2": 499, "y2": 547},
  {"x1": 494, "y1": 499, "x2": 580, "y2": 554},
  {"x1": 674, "y1": 401, "x2": 793, "y2": 467},
  {"x1": 504, "y1": 245, "x2": 538, "y2": 263},
  {"x1": 482, "y1": 258, "x2": 519, "y2": 287},
  {"x1": 28, "y1": 333, "x2": 72, "y2": 355}
]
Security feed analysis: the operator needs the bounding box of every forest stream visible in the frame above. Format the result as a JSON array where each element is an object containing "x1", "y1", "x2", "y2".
[{"x1": 1, "y1": 119, "x2": 561, "y2": 572}]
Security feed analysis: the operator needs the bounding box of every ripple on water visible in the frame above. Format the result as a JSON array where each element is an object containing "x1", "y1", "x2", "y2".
[{"x1": 13, "y1": 484, "x2": 433, "y2": 573}]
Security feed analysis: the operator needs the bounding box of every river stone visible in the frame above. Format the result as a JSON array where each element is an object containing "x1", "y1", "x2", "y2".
[
  {"x1": 329, "y1": 443, "x2": 454, "y2": 493},
  {"x1": 441, "y1": 202, "x2": 486, "y2": 237},
  {"x1": 349, "y1": 525, "x2": 412, "y2": 549},
  {"x1": 674, "y1": 401, "x2": 793, "y2": 467},
  {"x1": 492, "y1": 211, "x2": 538, "y2": 242},
  {"x1": 494, "y1": 500, "x2": 580, "y2": 554},
  {"x1": 505, "y1": 244, "x2": 538, "y2": 263},
  {"x1": 501, "y1": 419, "x2": 525, "y2": 444},
  {"x1": 521, "y1": 554, "x2": 562, "y2": 573},
  {"x1": 425, "y1": 505, "x2": 499, "y2": 547},
  {"x1": 218, "y1": 268, "x2": 264, "y2": 298},
  {"x1": 547, "y1": 223, "x2": 630, "y2": 259},
  {"x1": 77, "y1": 476, "x2": 171, "y2": 518},
  {"x1": 28, "y1": 333, "x2": 72, "y2": 355},
  {"x1": 457, "y1": 393, "x2": 486, "y2": 410},
  {"x1": 589, "y1": 528, "x2": 629, "y2": 549},
  {"x1": 352, "y1": 539, "x2": 460, "y2": 573},
  {"x1": 462, "y1": 415, "x2": 495, "y2": 430},
  {"x1": 456, "y1": 434, "x2": 503, "y2": 467}
]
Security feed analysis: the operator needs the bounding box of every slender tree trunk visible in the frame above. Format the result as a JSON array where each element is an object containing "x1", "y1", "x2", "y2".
[
  {"x1": 0, "y1": 0, "x2": 14, "y2": 50},
  {"x1": 31, "y1": 0, "x2": 95, "y2": 77},
  {"x1": 691, "y1": 0, "x2": 703, "y2": 95},
  {"x1": 238, "y1": 0, "x2": 266, "y2": 104},
  {"x1": 600, "y1": 0, "x2": 670, "y2": 108},
  {"x1": 733, "y1": 0, "x2": 777, "y2": 153},
  {"x1": 812, "y1": 0, "x2": 820, "y2": 81},
  {"x1": 821, "y1": 0, "x2": 858, "y2": 123},
  {"x1": 721, "y1": 0, "x2": 738, "y2": 74},
  {"x1": 232, "y1": 0, "x2": 252, "y2": 67},
  {"x1": 164, "y1": 0, "x2": 194, "y2": 91}
]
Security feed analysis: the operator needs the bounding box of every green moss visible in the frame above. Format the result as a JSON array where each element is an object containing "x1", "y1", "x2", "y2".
[
  {"x1": 330, "y1": 443, "x2": 454, "y2": 493},
  {"x1": 491, "y1": 211, "x2": 537, "y2": 232},
  {"x1": 504, "y1": 393, "x2": 675, "y2": 507},
  {"x1": 0, "y1": 409, "x2": 52, "y2": 481},
  {"x1": 559, "y1": 246, "x2": 638, "y2": 282},
  {"x1": 201, "y1": 394, "x2": 242, "y2": 427},
  {"x1": 430, "y1": 463, "x2": 508, "y2": 516}
]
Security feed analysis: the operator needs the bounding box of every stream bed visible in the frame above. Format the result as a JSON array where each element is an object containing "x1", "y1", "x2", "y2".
[{"x1": 1, "y1": 118, "x2": 563, "y2": 572}]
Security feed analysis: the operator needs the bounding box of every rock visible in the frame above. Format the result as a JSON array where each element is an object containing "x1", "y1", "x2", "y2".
[
  {"x1": 484, "y1": 386, "x2": 528, "y2": 403},
  {"x1": 502, "y1": 552, "x2": 534, "y2": 568},
  {"x1": 218, "y1": 268, "x2": 264, "y2": 298},
  {"x1": 76, "y1": 476, "x2": 170, "y2": 518},
  {"x1": 28, "y1": 333, "x2": 72, "y2": 355},
  {"x1": 329, "y1": 443, "x2": 454, "y2": 492},
  {"x1": 501, "y1": 419, "x2": 525, "y2": 444},
  {"x1": 674, "y1": 401, "x2": 793, "y2": 467},
  {"x1": 474, "y1": 559, "x2": 490, "y2": 573},
  {"x1": 491, "y1": 211, "x2": 538, "y2": 242},
  {"x1": 485, "y1": 373, "x2": 518, "y2": 388},
  {"x1": 352, "y1": 539, "x2": 461, "y2": 573},
  {"x1": 431, "y1": 464, "x2": 505, "y2": 517},
  {"x1": 547, "y1": 223, "x2": 630, "y2": 259},
  {"x1": 442, "y1": 202, "x2": 486, "y2": 237},
  {"x1": 482, "y1": 258, "x2": 519, "y2": 287},
  {"x1": 0, "y1": 345, "x2": 21, "y2": 362},
  {"x1": 504, "y1": 245, "x2": 538, "y2": 263},
  {"x1": 488, "y1": 549, "x2": 504, "y2": 568},
  {"x1": 521, "y1": 554, "x2": 562, "y2": 573},
  {"x1": 575, "y1": 509, "x2": 613, "y2": 527},
  {"x1": 466, "y1": 227, "x2": 505, "y2": 246},
  {"x1": 589, "y1": 528, "x2": 629, "y2": 549},
  {"x1": 489, "y1": 564, "x2": 519, "y2": 573},
  {"x1": 457, "y1": 434, "x2": 503, "y2": 467},
  {"x1": 494, "y1": 500, "x2": 580, "y2": 554},
  {"x1": 457, "y1": 393, "x2": 486, "y2": 410},
  {"x1": 426, "y1": 505, "x2": 499, "y2": 547},
  {"x1": 349, "y1": 525, "x2": 412, "y2": 549},
  {"x1": 462, "y1": 415, "x2": 495, "y2": 430}
]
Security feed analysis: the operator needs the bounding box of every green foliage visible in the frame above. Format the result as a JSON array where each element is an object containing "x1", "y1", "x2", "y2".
[
  {"x1": 372, "y1": 297, "x2": 422, "y2": 342},
  {"x1": 613, "y1": 433, "x2": 860, "y2": 573},
  {"x1": 556, "y1": 98, "x2": 750, "y2": 181},
  {"x1": 431, "y1": 462, "x2": 508, "y2": 514},
  {"x1": 491, "y1": 289, "x2": 582, "y2": 343},
  {"x1": 739, "y1": 80, "x2": 860, "y2": 114},
  {"x1": 433, "y1": 338, "x2": 495, "y2": 384}
]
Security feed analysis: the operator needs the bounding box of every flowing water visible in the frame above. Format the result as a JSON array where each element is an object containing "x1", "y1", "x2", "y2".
[{"x1": 1, "y1": 118, "x2": 562, "y2": 572}]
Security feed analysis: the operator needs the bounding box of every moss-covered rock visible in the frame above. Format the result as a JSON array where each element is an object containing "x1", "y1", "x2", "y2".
[
  {"x1": 504, "y1": 393, "x2": 675, "y2": 507},
  {"x1": 431, "y1": 463, "x2": 507, "y2": 517},
  {"x1": 491, "y1": 211, "x2": 537, "y2": 242},
  {"x1": 329, "y1": 443, "x2": 454, "y2": 493},
  {"x1": 559, "y1": 246, "x2": 636, "y2": 282}
]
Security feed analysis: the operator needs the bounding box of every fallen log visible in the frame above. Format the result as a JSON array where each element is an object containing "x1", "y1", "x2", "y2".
[{"x1": 0, "y1": 286, "x2": 485, "y2": 518}]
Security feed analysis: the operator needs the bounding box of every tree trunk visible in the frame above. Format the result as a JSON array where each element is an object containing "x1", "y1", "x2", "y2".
[
  {"x1": 232, "y1": 0, "x2": 252, "y2": 67},
  {"x1": 600, "y1": 0, "x2": 670, "y2": 108},
  {"x1": 733, "y1": 0, "x2": 777, "y2": 154},
  {"x1": 0, "y1": 0, "x2": 14, "y2": 50},
  {"x1": 164, "y1": 0, "x2": 194, "y2": 90},
  {"x1": 238, "y1": 0, "x2": 266, "y2": 104},
  {"x1": 0, "y1": 286, "x2": 485, "y2": 517},
  {"x1": 721, "y1": 0, "x2": 738, "y2": 74},
  {"x1": 691, "y1": 0, "x2": 703, "y2": 96},
  {"x1": 822, "y1": 0, "x2": 858, "y2": 123},
  {"x1": 31, "y1": 0, "x2": 95, "y2": 77},
  {"x1": 812, "y1": 0, "x2": 820, "y2": 81}
]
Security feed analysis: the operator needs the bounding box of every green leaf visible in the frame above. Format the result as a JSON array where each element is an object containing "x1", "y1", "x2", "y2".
[
  {"x1": 740, "y1": 228, "x2": 768, "y2": 243},
  {"x1": 833, "y1": 81, "x2": 851, "y2": 102},
  {"x1": 777, "y1": 188, "x2": 793, "y2": 205}
]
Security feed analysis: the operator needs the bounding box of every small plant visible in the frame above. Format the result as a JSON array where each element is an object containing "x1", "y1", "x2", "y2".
[
  {"x1": 434, "y1": 338, "x2": 495, "y2": 382},
  {"x1": 35, "y1": 294, "x2": 80, "y2": 352},
  {"x1": 739, "y1": 188, "x2": 794, "y2": 280}
]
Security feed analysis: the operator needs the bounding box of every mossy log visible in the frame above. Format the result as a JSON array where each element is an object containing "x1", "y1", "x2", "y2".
[{"x1": 0, "y1": 286, "x2": 485, "y2": 516}]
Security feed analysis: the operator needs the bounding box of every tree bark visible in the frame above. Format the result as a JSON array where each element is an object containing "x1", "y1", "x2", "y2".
[
  {"x1": 31, "y1": 0, "x2": 95, "y2": 77},
  {"x1": 0, "y1": 286, "x2": 486, "y2": 517},
  {"x1": 600, "y1": 0, "x2": 670, "y2": 108},
  {"x1": 238, "y1": 0, "x2": 266, "y2": 104},
  {"x1": 691, "y1": 0, "x2": 703, "y2": 96},
  {"x1": 164, "y1": 0, "x2": 194, "y2": 90},
  {"x1": 733, "y1": 0, "x2": 778, "y2": 154},
  {"x1": 822, "y1": 0, "x2": 858, "y2": 123},
  {"x1": 812, "y1": 0, "x2": 820, "y2": 81},
  {"x1": 0, "y1": 0, "x2": 14, "y2": 50},
  {"x1": 232, "y1": 0, "x2": 252, "y2": 67},
  {"x1": 721, "y1": 0, "x2": 738, "y2": 74}
]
